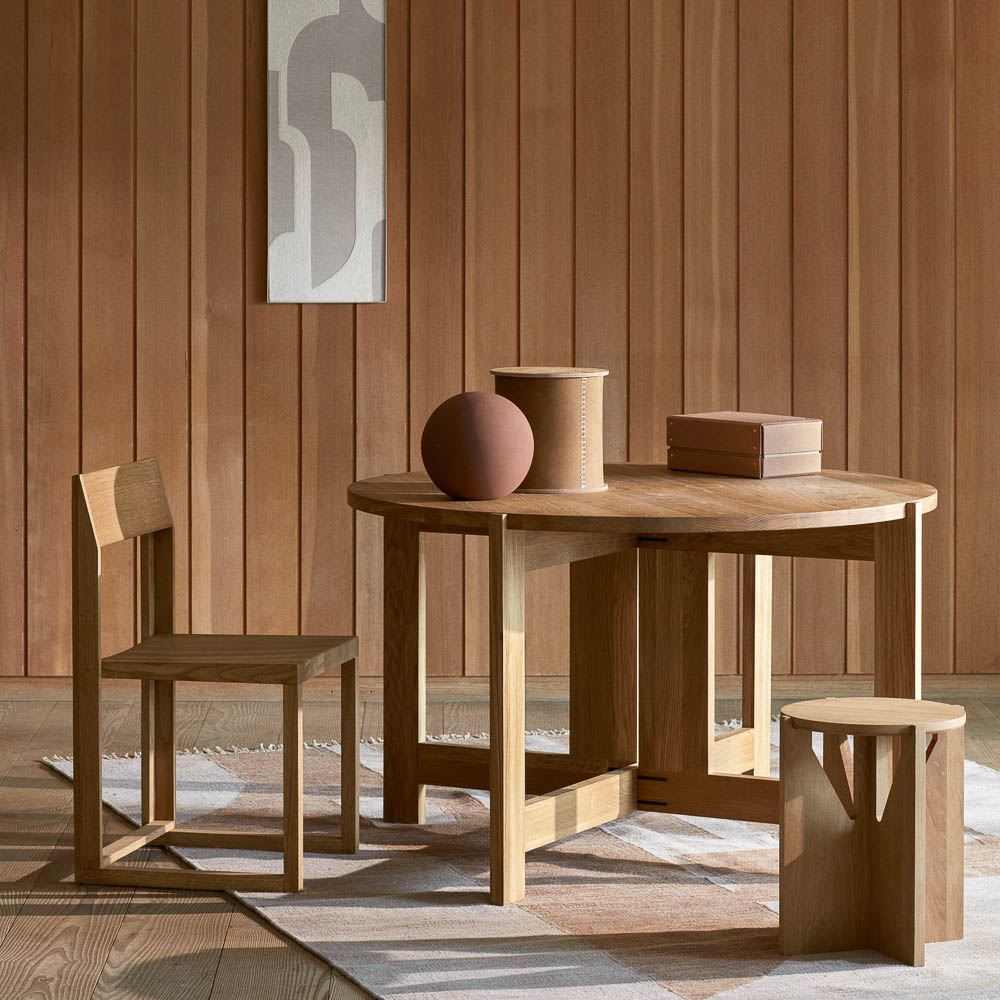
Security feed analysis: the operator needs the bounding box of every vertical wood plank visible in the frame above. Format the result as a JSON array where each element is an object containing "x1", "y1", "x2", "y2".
[
  {"x1": 569, "y1": 550, "x2": 637, "y2": 767},
  {"x1": 136, "y1": 0, "x2": 190, "y2": 635},
  {"x1": 847, "y1": 0, "x2": 901, "y2": 675},
  {"x1": 340, "y1": 658, "x2": 360, "y2": 851},
  {"x1": 902, "y1": 0, "x2": 954, "y2": 676},
  {"x1": 738, "y1": 0, "x2": 793, "y2": 677},
  {"x1": 382, "y1": 518, "x2": 425, "y2": 823},
  {"x1": 245, "y1": 0, "x2": 299, "y2": 635},
  {"x1": 638, "y1": 548, "x2": 715, "y2": 774},
  {"x1": 684, "y1": 0, "x2": 739, "y2": 677},
  {"x1": 72, "y1": 478, "x2": 103, "y2": 873},
  {"x1": 282, "y1": 682, "x2": 304, "y2": 892},
  {"x1": 355, "y1": 0, "x2": 409, "y2": 678},
  {"x1": 190, "y1": 0, "x2": 245, "y2": 634},
  {"x1": 792, "y1": 0, "x2": 848, "y2": 676},
  {"x1": 0, "y1": 0, "x2": 25, "y2": 674},
  {"x1": 409, "y1": 0, "x2": 465, "y2": 675},
  {"x1": 26, "y1": 0, "x2": 81, "y2": 675},
  {"x1": 874, "y1": 502, "x2": 922, "y2": 698},
  {"x1": 575, "y1": 0, "x2": 629, "y2": 460},
  {"x1": 956, "y1": 0, "x2": 1000, "y2": 673},
  {"x1": 925, "y1": 725, "x2": 964, "y2": 942},
  {"x1": 629, "y1": 0, "x2": 683, "y2": 465},
  {"x1": 742, "y1": 554, "x2": 773, "y2": 776},
  {"x1": 488, "y1": 515, "x2": 525, "y2": 905},
  {"x1": 518, "y1": 0, "x2": 574, "y2": 679},
  {"x1": 463, "y1": 0, "x2": 519, "y2": 678},
  {"x1": 81, "y1": 0, "x2": 136, "y2": 659},
  {"x1": 300, "y1": 305, "x2": 354, "y2": 637}
]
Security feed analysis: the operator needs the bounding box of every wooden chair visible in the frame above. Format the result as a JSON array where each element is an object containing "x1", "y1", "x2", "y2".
[
  {"x1": 779, "y1": 697, "x2": 965, "y2": 966},
  {"x1": 72, "y1": 457, "x2": 359, "y2": 893}
]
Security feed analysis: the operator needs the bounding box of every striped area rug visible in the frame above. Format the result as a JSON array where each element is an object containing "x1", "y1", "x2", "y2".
[{"x1": 47, "y1": 728, "x2": 1000, "y2": 999}]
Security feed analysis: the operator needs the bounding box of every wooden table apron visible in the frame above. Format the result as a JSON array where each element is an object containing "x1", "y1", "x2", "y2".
[{"x1": 348, "y1": 465, "x2": 937, "y2": 906}]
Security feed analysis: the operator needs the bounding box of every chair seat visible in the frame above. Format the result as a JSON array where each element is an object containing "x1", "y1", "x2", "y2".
[
  {"x1": 781, "y1": 696, "x2": 965, "y2": 736},
  {"x1": 102, "y1": 633, "x2": 358, "y2": 684}
]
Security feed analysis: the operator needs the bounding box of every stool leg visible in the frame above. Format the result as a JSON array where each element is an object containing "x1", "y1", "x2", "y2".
[
  {"x1": 779, "y1": 718, "x2": 866, "y2": 956},
  {"x1": 925, "y1": 725, "x2": 964, "y2": 942},
  {"x1": 283, "y1": 683, "x2": 304, "y2": 892},
  {"x1": 341, "y1": 658, "x2": 360, "y2": 853},
  {"x1": 862, "y1": 724, "x2": 926, "y2": 966}
]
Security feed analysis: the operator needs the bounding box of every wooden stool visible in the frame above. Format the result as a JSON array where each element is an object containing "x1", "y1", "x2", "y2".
[
  {"x1": 779, "y1": 697, "x2": 965, "y2": 966},
  {"x1": 72, "y1": 458, "x2": 360, "y2": 893}
]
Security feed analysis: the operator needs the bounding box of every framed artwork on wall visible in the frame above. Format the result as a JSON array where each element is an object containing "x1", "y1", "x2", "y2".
[{"x1": 267, "y1": 0, "x2": 386, "y2": 303}]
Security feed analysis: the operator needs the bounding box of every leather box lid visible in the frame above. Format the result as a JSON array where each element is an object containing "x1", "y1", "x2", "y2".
[{"x1": 667, "y1": 411, "x2": 823, "y2": 456}]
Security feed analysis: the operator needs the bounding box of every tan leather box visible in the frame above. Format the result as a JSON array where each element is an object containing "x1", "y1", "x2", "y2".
[{"x1": 667, "y1": 411, "x2": 823, "y2": 479}]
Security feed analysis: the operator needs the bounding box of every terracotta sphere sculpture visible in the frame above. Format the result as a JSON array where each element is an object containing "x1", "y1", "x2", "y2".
[{"x1": 420, "y1": 391, "x2": 534, "y2": 500}]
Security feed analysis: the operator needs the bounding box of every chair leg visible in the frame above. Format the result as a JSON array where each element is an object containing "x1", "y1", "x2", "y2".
[
  {"x1": 341, "y1": 658, "x2": 360, "y2": 853},
  {"x1": 153, "y1": 679, "x2": 176, "y2": 823},
  {"x1": 283, "y1": 683, "x2": 304, "y2": 891},
  {"x1": 140, "y1": 680, "x2": 154, "y2": 825},
  {"x1": 73, "y1": 676, "x2": 104, "y2": 877}
]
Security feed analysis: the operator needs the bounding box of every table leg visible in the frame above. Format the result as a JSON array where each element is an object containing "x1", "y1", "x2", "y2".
[
  {"x1": 638, "y1": 547, "x2": 714, "y2": 773},
  {"x1": 569, "y1": 549, "x2": 638, "y2": 767},
  {"x1": 489, "y1": 515, "x2": 526, "y2": 905},
  {"x1": 742, "y1": 554, "x2": 772, "y2": 776},
  {"x1": 874, "y1": 502, "x2": 922, "y2": 698},
  {"x1": 383, "y1": 518, "x2": 426, "y2": 824}
]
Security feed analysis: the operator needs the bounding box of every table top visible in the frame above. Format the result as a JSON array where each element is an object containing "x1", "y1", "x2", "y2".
[
  {"x1": 782, "y1": 697, "x2": 965, "y2": 735},
  {"x1": 347, "y1": 464, "x2": 937, "y2": 535}
]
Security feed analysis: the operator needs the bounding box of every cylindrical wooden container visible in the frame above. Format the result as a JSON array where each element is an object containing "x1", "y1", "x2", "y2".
[{"x1": 491, "y1": 367, "x2": 609, "y2": 493}]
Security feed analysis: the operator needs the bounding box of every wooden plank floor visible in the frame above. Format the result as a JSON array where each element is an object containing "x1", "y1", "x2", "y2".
[{"x1": 0, "y1": 676, "x2": 997, "y2": 999}]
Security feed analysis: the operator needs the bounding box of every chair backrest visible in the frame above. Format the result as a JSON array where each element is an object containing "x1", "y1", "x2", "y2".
[
  {"x1": 73, "y1": 458, "x2": 175, "y2": 683},
  {"x1": 75, "y1": 457, "x2": 173, "y2": 547}
]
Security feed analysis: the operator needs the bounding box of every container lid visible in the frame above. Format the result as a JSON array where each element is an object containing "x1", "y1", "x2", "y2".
[{"x1": 491, "y1": 366, "x2": 609, "y2": 378}]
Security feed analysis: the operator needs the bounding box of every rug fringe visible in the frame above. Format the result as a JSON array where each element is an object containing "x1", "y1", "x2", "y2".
[{"x1": 41, "y1": 729, "x2": 574, "y2": 763}]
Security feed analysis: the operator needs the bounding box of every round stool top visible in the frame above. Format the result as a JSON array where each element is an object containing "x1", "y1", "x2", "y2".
[{"x1": 781, "y1": 697, "x2": 965, "y2": 735}]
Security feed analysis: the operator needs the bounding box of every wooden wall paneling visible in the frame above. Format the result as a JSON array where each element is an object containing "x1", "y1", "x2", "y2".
[
  {"x1": 26, "y1": 0, "x2": 81, "y2": 675},
  {"x1": 463, "y1": 0, "x2": 519, "y2": 677},
  {"x1": 81, "y1": 0, "x2": 136, "y2": 659},
  {"x1": 355, "y1": 0, "x2": 410, "y2": 678},
  {"x1": 956, "y1": 0, "x2": 1000, "y2": 673},
  {"x1": 792, "y1": 0, "x2": 848, "y2": 676},
  {"x1": 737, "y1": 0, "x2": 793, "y2": 676},
  {"x1": 0, "y1": 0, "x2": 25, "y2": 674},
  {"x1": 136, "y1": 0, "x2": 190, "y2": 635},
  {"x1": 629, "y1": 0, "x2": 683, "y2": 466},
  {"x1": 190, "y1": 0, "x2": 245, "y2": 634},
  {"x1": 300, "y1": 305, "x2": 354, "y2": 638},
  {"x1": 409, "y1": 0, "x2": 465, "y2": 676},
  {"x1": 519, "y1": 0, "x2": 574, "y2": 678},
  {"x1": 245, "y1": 0, "x2": 300, "y2": 635},
  {"x1": 683, "y1": 0, "x2": 739, "y2": 676},
  {"x1": 575, "y1": 0, "x2": 629, "y2": 461},
  {"x1": 902, "y1": 0, "x2": 955, "y2": 675},
  {"x1": 846, "y1": 0, "x2": 901, "y2": 675}
]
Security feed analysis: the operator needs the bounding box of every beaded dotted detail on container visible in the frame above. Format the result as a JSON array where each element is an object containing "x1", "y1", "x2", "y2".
[{"x1": 579, "y1": 377, "x2": 588, "y2": 489}]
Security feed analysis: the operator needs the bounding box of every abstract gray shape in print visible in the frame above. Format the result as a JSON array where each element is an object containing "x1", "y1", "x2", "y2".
[
  {"x1": 267, "y1": 71, "x2": 295, "y2": 247},
  {"x1": 286, "y1": 0, "x2": 385, "y2": 288},
  {"x1": 371, "y1": 218, "x2": 385, "y2": 299}
]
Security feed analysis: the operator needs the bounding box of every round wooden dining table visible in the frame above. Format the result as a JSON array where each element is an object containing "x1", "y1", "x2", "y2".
[{"x1": 348, "y1": 464, "x2": 937, "y2": 905}]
